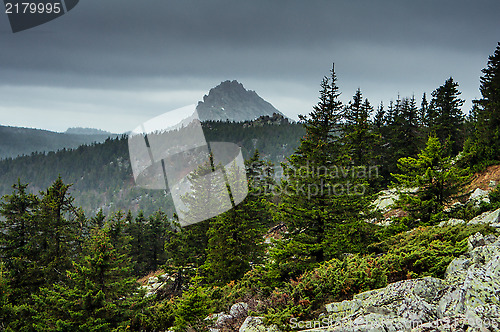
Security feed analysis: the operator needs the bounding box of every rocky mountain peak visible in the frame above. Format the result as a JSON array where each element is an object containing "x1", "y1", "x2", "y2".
[{"x1": 196, "y1": 80, "x2": 285, "y2": 122}]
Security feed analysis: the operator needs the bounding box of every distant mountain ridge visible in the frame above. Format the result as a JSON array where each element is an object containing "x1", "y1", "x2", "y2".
[
  {"x1": 65, "y1": 127, "x2": 114, "y2": 136},
  {"x1": 0, "y1": 125, "x2": 117, "y2": 159},
  {"x1": 196, "y1": 80, "x2": 285, "y2": 122}
]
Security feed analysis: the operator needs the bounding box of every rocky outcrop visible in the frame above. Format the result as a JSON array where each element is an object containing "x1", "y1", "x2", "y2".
[
  {"x1": 438, "y1": 218, "x2": 466, "y2": 227},
  {"x1": 467, "y1": 208, "x2": 500, "y2": 227},
  {"x1": 206, "y1": 302, "x2": 281, "y2": 332},
  {"x1": 138, "y1": 273, "x2": 180, "y2": 298},
  {"x1": 468, "y1": 188, "x2": 491, "y2": 206},
  {"x1": 196, "y1": 80, "x2": 284, "y2": 122},
  {"x1": 317, "y1": 232, "x2": 500, "y2": 331},
  {"x1": 372, "y1": 189, "x2": 399, "y2": 213}
]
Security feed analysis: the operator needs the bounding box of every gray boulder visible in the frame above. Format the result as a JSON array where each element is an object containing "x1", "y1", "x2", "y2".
[
  {"x1": 468, "y1": 208, "x2": 500, "y2": 227},
  {"x1": 239, "y1": 316, "x2": 278, "y2": 332},
  {"x1": 323, "y1": 277, "x2": 445, "y2": 331},
  {"x1": 319, "y1": 232, "x2": 500, "y2": 332},
  {"x1": 231, "y1": 302, "x2": 249, "y2": 317},
  {"x1": 438, "y1": 218, "x2": 466, "y2": 227},
  {"x1": 372, "y1": 189, "x2": 399, "y2": 213},
  {"x1": 468, "y1": 188, "x2": 491, "y2": 206}
]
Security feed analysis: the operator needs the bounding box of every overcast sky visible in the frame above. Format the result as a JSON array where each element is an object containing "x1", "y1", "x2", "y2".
[{"x1": 1, "y1": 0, "x2": 499, "y2": 133}]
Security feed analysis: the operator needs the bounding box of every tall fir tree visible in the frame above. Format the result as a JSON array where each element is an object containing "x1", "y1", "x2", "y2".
[
  {"x1": 0, "y1": 180, "x2": 40, "y2": 301},
  {"x1": 393, "y1": 136, "x2": 470, "y2": 225},
  {"x1": 35, "y1": 176, "x2": 80, "y2": 286},
  {"x1": 146, "y1": 211, "x2": 169, "y2": 273},
  {"x1": 427, "y1": 77, "x2": 465, "y2": 155},
  {"x1": 203, "y1": 150, "x2": 271, "y2": 285},
  {"x1": 419, "y1": 92, "x2": 429, "y2": 127},
  {"x1": 383, "y1": 95, "x2": 422, "y2": 178},
  {"x1": 32, "y1": 229, "x2": 143, "y2": 331},
  {"x1": 272, "y1": 66, "x2": 371, "y2": 280},
  {"x1": 468, "y1": 42, "x2": 500, "y2": 163},
  {"x1": 343, "y1": 89, "x2": 380, "y2": 167}
]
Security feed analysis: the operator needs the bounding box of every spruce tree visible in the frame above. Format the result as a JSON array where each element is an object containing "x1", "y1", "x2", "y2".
[
  {"x1": 470, "y1": 42, "x2": 500, "y2": 162},
  {"x1": 127, "y1": 210, "x2": 149, "y2": 276},
  {"x1": 203, "y1": 150, "x2": 271, "y2": 285},
  {"x1": 427, "y1": 77, "x2": 465, "y2": 155},
  {"x1": 35, "y1": 176, "x2": 80, "y2": 286},
  {"x1": 0, "y1": 180, "x2": 40, "y2": 300},
  {"x1": 343, "y1": 89, "x2": 380, "y2": 167},
  {"x1": 32, "y1": 229, "x2": 142, "y2": 331},
  {"x1": 393, "y1": 136, "x2": 469, "y2": 225},
  {"x1": 383, "y1": 96, "x2": 421, "y2": 177},
  {"x1": 419, "y1": 92, "x2": 429, "y2": 127},
  {"x1": 145, "y1": 211, "x2": 169, "y2": 273},
  {"x1": 273, "y1": 66, "x2": 371, "y2": 280}
]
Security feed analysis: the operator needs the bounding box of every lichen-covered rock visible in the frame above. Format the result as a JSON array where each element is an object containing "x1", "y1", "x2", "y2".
[
  {"x1": 317, "y1": 233, "x2": 500, "y2": 332},
  {"x1": 372, "y1": 189, "x2": 399, "y2": 212},
  {"x1": 468, "y1": 188, "x2": 491, "y2": 206},
  {"x1": 230, "y1": 302, "x2": 249, "y2": 317},
  {"x1": 438, "y1": 237, "x2": 500, "y2": 330},
  {"x1": 323, "y1": 277, "x2": 445, "y2": 331},
  {"x1": 239, "y1": 316, "x2": 266, "y2": 332},
  {"x1": 148, "y1": 276, "x2": 159, "y2": 284},
  {"x1": 438, "y1": 218, "x2": 465, "y2": 227},
  {"x1": 326, "y1": 299, "x2": 362, "y2": 321},
  {"x1": 467, "y1": 232, "x2": 497, "y2": 251},
  {"x1": 238, "y1": 316, "x2": 281, "y2": 332},
  {"x1": 468, "y1": 208, "x2": 500, "y2": 227}
]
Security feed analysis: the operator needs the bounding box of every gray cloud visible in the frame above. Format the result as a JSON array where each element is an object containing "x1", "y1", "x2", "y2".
[{"x1": 1, "y1": 0, "x2": 499, "y2": 132}]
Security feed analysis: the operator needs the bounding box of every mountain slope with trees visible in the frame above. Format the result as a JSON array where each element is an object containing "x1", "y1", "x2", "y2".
[
  {"x1": 1, "y1": 42, "x2": 500, "y2": 332},
  {"x1": 0, "y1": 125, "x2": 117, "y2": 160},
  {"x1": 0, "y1": 119, "x2": 305, "y2": 216}
]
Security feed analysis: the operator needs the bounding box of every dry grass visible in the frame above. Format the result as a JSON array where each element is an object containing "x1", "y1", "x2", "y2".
[{"x1": 466, "y1": 164, "x2": 500, "y2": 193}]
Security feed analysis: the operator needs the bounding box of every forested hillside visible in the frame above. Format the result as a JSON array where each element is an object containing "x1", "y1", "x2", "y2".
[
  {"x1": 1, "y1": 42, "x2": 500, "y2": 332},
  {"x1": 0, "y1": 118, "x2": 304, "y2": 216}
]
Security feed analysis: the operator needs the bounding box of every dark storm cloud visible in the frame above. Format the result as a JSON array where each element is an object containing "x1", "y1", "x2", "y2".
[{"x1": 0, "y1": 0, "x2": 499, "y2": 131}]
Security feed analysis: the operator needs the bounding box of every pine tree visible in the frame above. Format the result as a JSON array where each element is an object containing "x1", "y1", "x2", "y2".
[
  {"x1": 145, "y1": 211, "x2": 169, "y2": 273},
  {"x1": 295, "y1": 64, "x2": 345, "y2": 165},
  {"x1": 0, "y1": 180, "x2": 40, "y2": 300},
  {"x1": 105, "y1": 210, "x2": 131, "y2": 258},
  {"x1": 374, "y1": 102, "x2": 385, "y2": 129},
  {"x1": 392, "y1": 136, "x2": 470, "y2": 225},
  {"x1": 470, "y1": 42, "x2": 500, "y2": 162},
  {"x1": 127, "y1": 210, "x2": 149, "y2": 276},
  {"x1": 91, "y1": 209, "x2": 106, "y2": 229},
  {"x1": 164, "y1": 217, "x2": 209, "y2": 275},
  {"x1": 419, "y1": 92, "x2": 429, "y2": 127},
  {"x1": 427, "y1": 77, "x2": 465, "y2": 155},
  {"x1": 203, "y1": 151, "x2": 271, "y2": 285},
  {"x1": 343, "y1": 89, "x2": 380, "y2": 166},
  {"x1": 383, "y1": 96, "x2": 422, "y2": 178},
  {"x1": 35, "y1": 176, "x2": 80, "y2": 286},
  {"x1": 32, "y1": 229, "x2": 142, "y2": 331},
  {"x1": 0, "y1": 262, "x2": 15, "y2": 331},
  {"x1": 273, "y1": 66, "x2": 371, "y2": 280}
]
